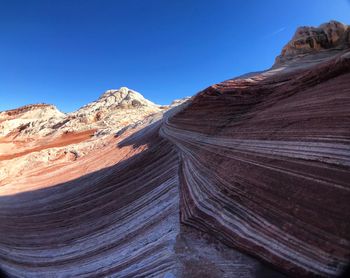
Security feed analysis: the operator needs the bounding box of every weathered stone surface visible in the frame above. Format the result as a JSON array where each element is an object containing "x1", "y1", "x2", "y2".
[
  {"x1": 0, "y1": 87, "x2": 162, "y2": 140},
  {"x1": 0, "y1": 104, "x2": 66, "y2": 138},
  {"x1": 275, "y1": 21, "x2": 349, "y2": 64},
  {"x1": 63, "y1": 87, "x2": 162, "y2": 134}
]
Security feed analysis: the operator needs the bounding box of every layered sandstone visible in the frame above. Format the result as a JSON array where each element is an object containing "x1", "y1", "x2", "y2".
[
  {"x1": 161, "y1": 24, "x2": 350, "y2": 277},
  {"x1": 0, "y1": 21, "x2": 349, "y2": 277}
]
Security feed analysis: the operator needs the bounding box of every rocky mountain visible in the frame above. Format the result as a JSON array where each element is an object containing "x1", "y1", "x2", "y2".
[
  {"x1": 0, "y1": 87, "x2": 167, "y2": 186},
  {"x1": 0, "y1": 86, "x2": 162, "y2": 139},
  {"x1": 0, "y1": 21, "x2": 349, "y2": 278},
  {"x1": 62, "y1": 86, "x2": 163, "y2": 134}
]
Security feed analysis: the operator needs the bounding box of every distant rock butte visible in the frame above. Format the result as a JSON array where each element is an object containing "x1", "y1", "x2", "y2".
[
  {"x1": 63, "y1": 86, "x2": 162, "y2": 134},
  {"x1": 275, "y1": 20, "x2": 349, "y2": 64},
  {"x1": 0, "y1": 87, "x2": 163, "y2": 139},
  {"x1": 0, "y1": 21, "x2": 349, "y2": 278},
  {"x1": 0, "y1": 103, "x2": 65, "y2": 137}
]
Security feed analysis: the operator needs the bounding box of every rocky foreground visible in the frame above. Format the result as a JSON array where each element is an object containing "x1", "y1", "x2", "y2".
[{"x1": 0, "y1": 21, "x2": 349, "y2": 277}]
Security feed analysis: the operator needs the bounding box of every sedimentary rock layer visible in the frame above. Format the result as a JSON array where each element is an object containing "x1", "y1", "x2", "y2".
[
  {"x1": 0, "y1": 123, "x2": 181, "y2": 277},
  {"x1": 0, "y1": 122, "x2": 281, "y2": 278},
  {"x1": 0, "y1": 21, "x2": 349, "y2": 277},
  {"x1": 161, "y1": 50, "x2": 350, "y2": 277}
]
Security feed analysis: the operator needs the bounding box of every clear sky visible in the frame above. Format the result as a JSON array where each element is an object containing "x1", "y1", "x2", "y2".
[{"x1": 1, "y1": 0, "x2": 349, "y2": 112}]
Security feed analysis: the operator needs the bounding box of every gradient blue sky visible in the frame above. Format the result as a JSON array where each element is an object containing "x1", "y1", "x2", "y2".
[{"x1": 1, "y1": 0, "x2": 349, "y2": 112}]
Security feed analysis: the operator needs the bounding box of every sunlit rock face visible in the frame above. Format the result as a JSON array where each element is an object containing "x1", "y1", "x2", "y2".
[
  {"x1": 0, "y1": 104, "x2": 66, "y2": 138},
  {"x1": 0, "y1": 87, "x2": 162, "y2": 140},
  {"x1": 0, "y1": 21, "x2": 349, "y2": 277},
  {"x1": 64, "y1": 87, "x2": 162, "y2": 134},
  {"x1": 275, "y1": 20, "x2": 349, "y2": 64},
  {"x1": 0, "y1": 87, "x2": 164, "y2": 186}
]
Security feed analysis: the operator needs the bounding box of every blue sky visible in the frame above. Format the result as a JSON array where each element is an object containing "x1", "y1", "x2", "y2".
[{"x1": 1, "y1": 0, "x2": 349, "y2": 112}]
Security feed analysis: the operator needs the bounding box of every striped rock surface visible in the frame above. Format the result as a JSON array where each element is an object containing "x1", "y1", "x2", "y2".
[
  {"x1": 1, "y1": 21, "x2": 350, "y2": 277},
  {"x1": 0, "y1": 123, "x2": 182, "y2": 277},
  {"x1": 161, "y1": 49, "x2": 350, "y2": 277},
  {"x1": 0, "y1": 121, "x2": 284, "y2": 277}
]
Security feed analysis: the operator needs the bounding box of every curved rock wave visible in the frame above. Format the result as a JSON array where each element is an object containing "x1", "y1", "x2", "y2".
[
  {"x1": 161, "y1": 50, "x2": 350, "y2": 277},
  {"x1": 1, "y1": 22, "x2": 350, "y2": 278},
  {"x1": 0, "y1": 126, "x2": 181, "y2": 277}
]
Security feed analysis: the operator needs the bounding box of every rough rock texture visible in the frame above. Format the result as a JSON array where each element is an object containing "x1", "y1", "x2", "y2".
[
  {"x1": 0, "y1": 104, "x2": 66, "y2": 137},
  {"x1": 0, "y1": 21, "x2": 350, "y2": 277},
  {"x1": 0, "y1": 87, "x2": 161, "y2": 139},
  {"x1": 63, "y1": 87, "x2": 162, "y2": 134},
  {"x1": 275, "y1": 20, "x2": 349, "y2": 64}
]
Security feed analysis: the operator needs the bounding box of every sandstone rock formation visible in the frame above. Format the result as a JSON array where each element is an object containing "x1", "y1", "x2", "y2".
[
  {"x1": 0, "y1": 87, "x2": 164, "y2": 186},
  {"x1": 62, "y1": 86, "x2": 162, "y2": 134},
  {"x1": 275, "y1": 20, "x2": 349, "y2": 64},
  {"x1": 0, "y1": 21, "x2": 349, "y2": 277},
  {"x1": 0, "y1": 87, "x2": 162, "y2": 140},
  {"x1": 0, "y1": 104, "x2": 66, "y2": 138},
  {"x1": 162, "y1": 51, "x2": 350, "y2": 277}
]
